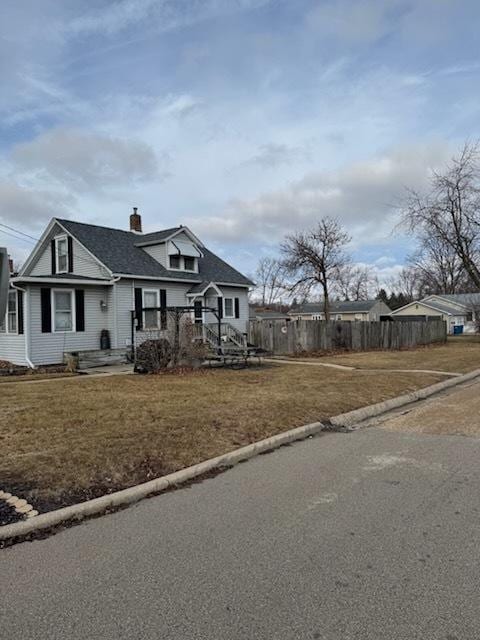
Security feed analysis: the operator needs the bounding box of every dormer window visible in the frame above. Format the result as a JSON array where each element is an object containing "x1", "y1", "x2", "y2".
[
  {"x1": 55, "y1": 236, "x2": 69, "y2": 273},
  {"x1": 167, "y1": 239, "x2": 201, "y2": 272},
  {"x1": 183, "y1": 256, "x2": 195, "y2": 271},
  {"x1": 169, "y1": 255, "x2": 181, "y2": 269}
]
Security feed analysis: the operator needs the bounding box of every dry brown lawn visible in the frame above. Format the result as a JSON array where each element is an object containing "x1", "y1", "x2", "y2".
[
  {"x1": 294, "y1": 336, "x2": 480, "y2": 373},
  {"x1": 0, "y1": 363, "x2": 444, "y2": 512}
]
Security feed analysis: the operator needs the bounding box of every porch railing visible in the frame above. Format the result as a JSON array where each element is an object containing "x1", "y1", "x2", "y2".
[{"x1": 191, "y1": 322, "x2": 247, "y2": 350}]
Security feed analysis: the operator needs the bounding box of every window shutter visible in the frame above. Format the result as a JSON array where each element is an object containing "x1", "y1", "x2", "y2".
[
  {"x1": 160, "y1": 289, "x2": 167, "y2": 330},
  {"x1": 234, "y1": 297, "x2": 240, "y2": 319},
  {"x1": 75, "y1": 290, "x2": 85, "y2": 332},
  {"x1": 134, "y1": 287, "x2": 143, "y2": 330},
  {"x1": 51, "y1": 240, "x2": 56, "y2": 274},
  {"x1": 217, "y1": 296, "x2": 223, "y2": 319},
  {"x1": 41, "y1": 288, "x2": 51, "y2": 333},
  {"x1": 68, "y1": 236, "x2": 74, "y2": 273},
  {"x1": 17, "y1": 290, "x2": 24, "y2": 335}
]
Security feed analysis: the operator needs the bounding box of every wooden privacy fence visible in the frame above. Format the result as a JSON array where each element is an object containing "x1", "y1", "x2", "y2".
[{"x1": 248, "y1": 319, "x2": 447, "y2": 355}]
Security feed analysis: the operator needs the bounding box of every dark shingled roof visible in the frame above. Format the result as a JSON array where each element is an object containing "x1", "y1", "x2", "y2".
[
  {"x1": 57, "y1": 219, "x2": 253, "y2": 286},
  {"x1": 292, "y1": 300, "x2": 382, "y2": 314}
]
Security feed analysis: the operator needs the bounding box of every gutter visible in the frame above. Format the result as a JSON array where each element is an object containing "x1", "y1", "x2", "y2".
[
  {"x1": 11, "y1": 277, "x2": 115, "y2": 286},
  {"x1": 10, "y1": 282, "x2": 35, "y2": 369}
]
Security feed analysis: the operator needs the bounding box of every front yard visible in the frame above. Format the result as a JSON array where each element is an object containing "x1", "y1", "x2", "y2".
[
  {"x1": 292, "y1": 335, "x2": 480, "y2": 373},
  {"x1": 0, "y1": 363, "x2": 444, "y2": 514}
]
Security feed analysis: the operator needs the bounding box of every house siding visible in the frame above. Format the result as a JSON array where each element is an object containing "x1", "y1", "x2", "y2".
[
  {"x1": 115, "y1": 279, "x2": 250, "y2": 348},
  {"x1": 143, "y1": 243, "x2": 168, "y2": 267},
  {"x1": 29, "y1": 284, "x2": 113, "y2": 365},
  {"x1": 218, "y1": 286, "x2": 249, "y2": 333},
  {"x1": 0, "y1": 333, "x2": 27, "y2": 366},
  {"x1": 391, "y1": 303, "x2": 448, "y2": 320},
  {"x1": 26, "y1": 223, "x2": 111, "y2": 280}
]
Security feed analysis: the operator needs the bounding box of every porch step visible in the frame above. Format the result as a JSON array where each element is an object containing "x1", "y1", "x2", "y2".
[{"x1": 66, "y1": 349, "x2": 129, "y2": 370}]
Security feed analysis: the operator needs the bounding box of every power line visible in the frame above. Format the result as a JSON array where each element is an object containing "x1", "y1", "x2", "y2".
[
  {"x1": 0, "y1": 222, "x2": 38, "y2": 242},
  {"x1": 0, "y1": 222, "x2": 107, "y2": 270}
]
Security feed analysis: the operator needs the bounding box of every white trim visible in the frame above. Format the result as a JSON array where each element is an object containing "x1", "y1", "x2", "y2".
[
  {"x1": 423, "y1": 294, "x2": 469, "y2": 311},
  {"x1": 223, "y1": 297, "x2": 235, "y2": 319},
  {"x1": 186, "y1": 282, "x2": 222, "y2": 298},
  {"x1": 12, "y1": 277, "x2": 114, "y2": 285},
  {"x1": 142, "y1": 288, "x2": 160, "y2": 329},
  {"x1": 168, "y1": 254, "x2": 199, "y2": 273},
  {"x1": 19, "y1": 218, "x2": 114, "y2": 279},
  {"x1": 19, "y1": 218, "x2": 58, "y2": 276},
  {"x1": 0, "y1": 289, "x2": 18, "y2": 335},
  {"x1": 10, "y1": 283, "x2": 34, "y2": 368},
  {"x1": 136, "y1": 226, "x2": 205, "y2": 249},
  {"x1": 54, "y1": 234, "x2": 69, "y2": 274},
  {"x1": 52, "y1": 289, "x2": 76, "y2": 333},
  {"x1": 109, "y1": 274, "x2": 252, "y2": 287},
  {"x1": 390, "y1": 300, "x2": 454, "y2": 316},
  {"x1": 55, "y1": 220, "x2": 113, "y2": 278}
]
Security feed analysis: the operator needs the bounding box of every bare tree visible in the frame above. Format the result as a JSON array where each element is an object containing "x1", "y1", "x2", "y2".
[
  {"x1": 388, "y1": 266, "x2": 420, "y2": 302},
  {"x1": 335, "y1": 264, "x2": 375, "y2": 301},
  {"x1": 280, "y1": 217, "x2": 351, "y2": 320},
  {"x1": 252, "y1": 257, "x2": 289, "y2": 305},
  {"x1": 401, "y1": 142, "x2": 480, "y2": 290},
  {"x1": 407, "y1": 232, "x2": 471, "y2": 295}
]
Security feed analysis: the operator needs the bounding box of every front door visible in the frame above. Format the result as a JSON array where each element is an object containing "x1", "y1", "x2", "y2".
[{"x1": 194, "y1": 300, "x2": 203, "y2": 324}]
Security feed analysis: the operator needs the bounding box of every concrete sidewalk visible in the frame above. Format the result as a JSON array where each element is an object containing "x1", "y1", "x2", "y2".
[{"x1": 372, "y1": 377, "x2": 480, "y2": 437}]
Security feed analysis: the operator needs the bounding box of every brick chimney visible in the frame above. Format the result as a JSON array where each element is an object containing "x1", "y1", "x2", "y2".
[
  {"x1": 8, "y1": 256, "x2": 14, "y2": 274},
  {"x1": 130, "y1": 207, "x2": 142, "y2": 233}
]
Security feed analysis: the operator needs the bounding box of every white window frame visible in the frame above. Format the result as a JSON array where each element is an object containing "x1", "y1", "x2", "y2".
[
  {"x1": 55, "y1": 235, "x2": 69, "y2": 274},
  {"x1": 52, "y1": 289, "x2": 76, "y2": 333},
  {"x1": 0, "y1": 290, "x2": 18, "y2": 334},
  {"x1": 336, "y1": 314, "x2": 342, "y2": 321},
  {"x1": 223, "y1": 297, "x2": 235, "y2": 319},
  {"x1": 143, "y1": 289, "x2": 160, "y2": 329},
  {"x1": 168, "y1": 255, "x2": 198, "y2": 273}
]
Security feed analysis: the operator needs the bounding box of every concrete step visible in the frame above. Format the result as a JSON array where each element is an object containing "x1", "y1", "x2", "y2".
[{"x1": 67, "y1": 349, "x2": 129, "y2": 370}]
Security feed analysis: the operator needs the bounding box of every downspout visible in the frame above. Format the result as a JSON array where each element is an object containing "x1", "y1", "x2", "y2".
[
  {"x1": 11, "y1": 282, "x2": 35, "y2": 369},
  {"x1": 111, "y1": 276, "x2": 121, "y2": 349}
]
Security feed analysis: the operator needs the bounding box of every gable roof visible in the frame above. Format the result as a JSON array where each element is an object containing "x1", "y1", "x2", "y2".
[
  {"x1": 291, "y1": 299, "x2": 383, "y2": 314},
  {"x1": 249, "y1": 308, "x2": 290, "y2": 320},
  {"x1": 56, "y1": 219, "x2": 253, "y2": 286},
  {"x1": 429, "y1": 293, "x2": 480, "y2": 308},
  {"x1": 390, "y1": 299, "x2": 457, "y2": 316}
]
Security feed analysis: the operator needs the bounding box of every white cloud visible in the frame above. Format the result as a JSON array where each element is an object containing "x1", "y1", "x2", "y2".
[
  {"x1": 0, "y1": 179, "x2": 74, "y2": 228},
  {"x1": 187, "y1": 141, "x2": 454, "y2": 245},
  {"x1": 306, "y1": 0, "x2": 401, "y2": 45},
  {"x1": 237, "y1": 142, "x2": 311, "y2": 170},
  {"x1": 69, "y1": 0, "x2": 274, "y2": 37},
  {"x1": 11, "y1": 128, "x2": 163, "y2": 193}
]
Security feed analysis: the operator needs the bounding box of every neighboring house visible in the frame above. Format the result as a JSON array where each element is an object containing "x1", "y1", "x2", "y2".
[
  {"x1": 0, "y1": 210, "x2": 253, "y2": 367},
  {"x1": 390, "y1": 293, "x2": 480, "y2": 334},
  {"x1": 288, "y1": 299, "x2": 391, "y2": 321},
  {"x1": 249, "y1": 306, "x2": 290, "y2": 322}
]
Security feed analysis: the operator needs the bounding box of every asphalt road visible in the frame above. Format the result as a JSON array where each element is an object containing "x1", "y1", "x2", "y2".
[{"x1": 1, "y1": 425, "x2": 480, "y2": 639}]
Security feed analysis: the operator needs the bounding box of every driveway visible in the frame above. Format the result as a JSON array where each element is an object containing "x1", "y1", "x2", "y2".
[{"x1": 1, "y1": 388, "x2": 480, "y2": 639}]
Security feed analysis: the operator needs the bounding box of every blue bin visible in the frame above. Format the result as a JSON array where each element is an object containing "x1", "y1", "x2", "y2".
[{"x1": 453, "y1": 325, "x2": 464, "y2": 335}]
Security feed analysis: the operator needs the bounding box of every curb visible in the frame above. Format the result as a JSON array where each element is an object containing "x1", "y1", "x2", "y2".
[
  {"x1": 0, "y1": 420, "x2": 325, "y2": 542},
  {"x1": 2, "y1": 367, "x2": 479, "y2": 543},
  {"x1": 328, "y1": 368, "x2": 480, "y2": 429}
]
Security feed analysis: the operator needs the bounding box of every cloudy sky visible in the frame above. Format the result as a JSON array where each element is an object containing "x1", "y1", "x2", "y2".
[{"x1": 1, "y1": 0, "x2": 479, "y2": 282}]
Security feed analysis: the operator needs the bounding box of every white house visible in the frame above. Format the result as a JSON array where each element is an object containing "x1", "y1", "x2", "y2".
[
  {"x1": 288, "y1": 299, "x2": 391, "y2": 321},
  {"x1": 0, "y1": 210, "x2": 253, "y2": 367},
  {"x1": 390, "y1": 293, "x2": 480, "y2": 334}
]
